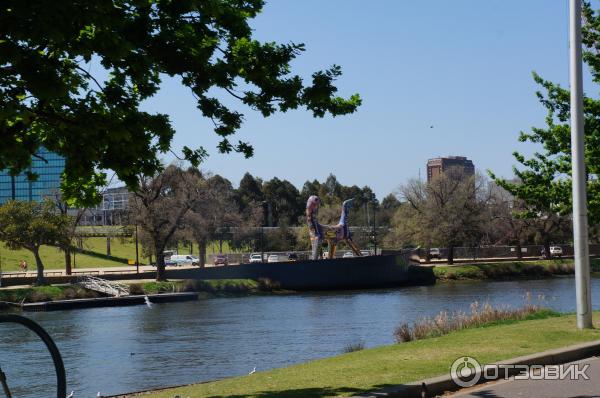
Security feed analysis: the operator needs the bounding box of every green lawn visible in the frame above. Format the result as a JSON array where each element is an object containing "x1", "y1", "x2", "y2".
[
  {"x1": 130, "y1": 312, "x2": 600, "y2": 398},
  {"x1": 0, "y1": 237, "x2": 243, "y2": 272}
]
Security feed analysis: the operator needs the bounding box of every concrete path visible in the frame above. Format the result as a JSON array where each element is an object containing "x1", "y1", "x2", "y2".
[{"x1": 444, "y1": 356, "x2": 600, "y2": 398}]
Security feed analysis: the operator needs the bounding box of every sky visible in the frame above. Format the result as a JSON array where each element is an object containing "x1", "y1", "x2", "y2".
[{"x1": 141, "y1": 0, "x2": 593, "y2": 199}]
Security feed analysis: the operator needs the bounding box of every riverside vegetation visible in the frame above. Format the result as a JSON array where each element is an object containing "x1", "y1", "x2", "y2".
[
  {"x1": 433, "y1": 257, "x2": 600, "y2": 281},
  {"x1": 0, "y1": 279, "x2": 281, "y2": 304}
]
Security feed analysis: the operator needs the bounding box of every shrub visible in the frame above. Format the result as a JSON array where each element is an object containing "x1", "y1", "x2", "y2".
[
  {"x1": 342, "y1": 341, "x2": 365, "y2": 353},
  {"x1": 394, "y1": 300, "x2": 554, "y2": 344}
]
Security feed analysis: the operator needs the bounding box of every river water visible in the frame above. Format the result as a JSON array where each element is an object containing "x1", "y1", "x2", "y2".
[{"x1": 2, "y1": 276, "x2": 600, "y2": 397}]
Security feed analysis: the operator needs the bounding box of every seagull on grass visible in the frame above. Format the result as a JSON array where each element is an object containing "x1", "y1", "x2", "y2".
[{"x1": 249, "y1": 366, "x2": 256, "y2": 375}]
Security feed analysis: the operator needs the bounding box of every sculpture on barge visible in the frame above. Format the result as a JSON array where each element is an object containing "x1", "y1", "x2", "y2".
[{"x1": 306, "y1": 195, "x2": 362, "y2": 260}]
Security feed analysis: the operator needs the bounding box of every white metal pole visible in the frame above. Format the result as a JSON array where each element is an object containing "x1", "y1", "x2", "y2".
[{"x1": 569, "y1": 0, "x2": 593, "y2": 329}]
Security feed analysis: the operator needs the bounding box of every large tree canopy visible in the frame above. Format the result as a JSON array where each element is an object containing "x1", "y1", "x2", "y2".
[
  {"x1": 490, "y1": 3, "x2": 600, "y2": 225},
  {"x1": 0, "y1": 0, "x2": 361, "y2": 206}
]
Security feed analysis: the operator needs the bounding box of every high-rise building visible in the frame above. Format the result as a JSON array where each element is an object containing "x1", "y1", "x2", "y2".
[
  {"x1": 0, "y1": 147, "x2": 65, "y2": 204},
  {"x1": 426, "y1": 156, "x2": 475, "y2": 182}
]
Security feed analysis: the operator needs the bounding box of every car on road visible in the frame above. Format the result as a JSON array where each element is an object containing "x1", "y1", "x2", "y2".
[
  {"x1": 170, "y1": 254, "x2": 200, "y2": 266},
  {"x1": 249, "y1": 253, "x2": 263, "y2": 263},
  {"x1": 360, "y1": 250, "x2": 371, "y2": 257},
  {"x1": 550, "y1": 246, "x2": 563, "y2": 257},
  {"x1": 213, "y1": 254, "x2": 228, "y2": 266},
  {"x1": 267, "y1": 254, "x2": 279, "y2": 263},
  {"x1": 429, "y1": 248, "x2": 441, "y2": 259},
  {"x1": 287, "y1": 253, "x2": 299, "y2": 262},
  {"x1": 164, "y1": 258, "x2": 177, "y2": 266},
  {"x1": 342, "y1": 252, "x2": 354, "y2": 258}
]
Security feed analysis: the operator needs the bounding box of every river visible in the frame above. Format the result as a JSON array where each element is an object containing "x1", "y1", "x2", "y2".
[{"x1": 1, "y1": 276, "x2": 600, "y2": 397}]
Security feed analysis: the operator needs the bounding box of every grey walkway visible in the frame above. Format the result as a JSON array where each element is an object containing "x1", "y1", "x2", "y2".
[{"x1": 445, "y1": 356, "x2": 600, "y2": 398}]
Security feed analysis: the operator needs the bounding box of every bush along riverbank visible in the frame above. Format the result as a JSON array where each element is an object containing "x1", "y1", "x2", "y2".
[
  {"x1": 432, "y1": 258, "x2": 600, "y2": 281},
  {"x1": 123, "y1": 308, "x2": 600, "y2": 398},
  {"x1": 128, "y1": 278, "x2": 285, "y2": 297}
]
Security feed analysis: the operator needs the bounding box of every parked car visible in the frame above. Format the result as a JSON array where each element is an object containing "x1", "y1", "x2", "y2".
[
  {"x1": 550, "y1": 246, "x2": 563, "y2": 257},
  {"x1": 360, "y1": 250, "x2": 371, "y2": 257},
  {"x1": 322, "y1": 251, "x2": 329, "y2": 259},
  {"x1": 164, "y1": 258, "x2": 177, "y2": 266},
  {"x1": 213, "y1": 254, "x2": 228, "y2": 266},
  {"x1": 249, "y1": 253, "x2": 263, "y2": 263},
  {"x1": 287, "y1": 253, "x2": 299, "y2": 262},
  {"x1": 342, "y1": 252, "x2": 354, "y2": 258},
  {"x1": 429, "y1": 248, "x2": 441, "y2": 259},
  {"x1": 267, "y1": 254, "x2": 279, "y2": 263},
  {"x1": 170, "y1": 254, "x2": 200, "y2": 266}
]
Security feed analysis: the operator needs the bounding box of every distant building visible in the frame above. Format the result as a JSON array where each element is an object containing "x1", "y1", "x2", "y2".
[
  {"x1": 81, "y1": 186, "x2": 131, "y2": 226},
  {"x1": 0, "y1": 147, "x2": 65, "y2": 204},
  {"x1": 427, "y1": 156, "x2": 475, "y2": 182}
]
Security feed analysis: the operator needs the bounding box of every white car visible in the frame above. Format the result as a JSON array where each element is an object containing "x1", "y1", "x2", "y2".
[
  {"x1": 342, "y1": 252, "x2": 354, "y2": 258},
  {"x1": 170, "y1": 254, "x2": 200, "y2": 266},
  {"x1": 360, "y1": 250, "x2": 371, "y2": 257},
  {"x1": 267, "y1": 254, "x2": 279, "y2": 263},
  {"x1": 249, "y1": 253, "x2": 263, "y2": 263},
  {"x1": 550, "y1": 246, "x2": 563, "y2": 256}
]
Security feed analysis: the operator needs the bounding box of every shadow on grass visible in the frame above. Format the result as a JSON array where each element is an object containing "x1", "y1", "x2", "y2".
[{"x1": 206, "y1": 384, "x2": 398, "y2": 398}]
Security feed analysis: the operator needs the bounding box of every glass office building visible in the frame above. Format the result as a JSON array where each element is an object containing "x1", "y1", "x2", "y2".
[{"x1": 0, "y1": 148, "x2": 65, "y2": 204}]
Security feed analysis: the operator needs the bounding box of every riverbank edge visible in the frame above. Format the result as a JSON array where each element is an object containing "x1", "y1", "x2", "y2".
[
  {"x1": 433, "y1": 258, "x2": 600, "y2": 281},
  {"x1": 113, "y1": 311, "x2": 600, "y2": 398},
  {"x1": 0, "y1": 279, "x2": 289, "y2": 306}
]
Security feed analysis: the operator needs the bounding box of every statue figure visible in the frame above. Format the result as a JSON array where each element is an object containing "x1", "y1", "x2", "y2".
[{"x1": 306, "y1": 195, "x2": 362, "y2": 260}]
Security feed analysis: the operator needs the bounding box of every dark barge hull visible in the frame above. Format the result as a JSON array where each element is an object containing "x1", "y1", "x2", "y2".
[{"x1": 166, "y1": 254, "x2": 435, "y2": 290}]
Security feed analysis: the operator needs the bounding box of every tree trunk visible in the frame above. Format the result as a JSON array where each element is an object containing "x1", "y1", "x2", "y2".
[
  {"x1": 544, "y1": 241, "x2": 551, "y2": 259},
  {"x1": 424, "y1": 244, "x2": 431, "y2": 264},
  {"x1": 155, "y1": 246, "x2": 166, "y2": 281},
  {"x1": 64, "y1": 247, "x2": 72, "y2": 275},
  {"x1": 199, "y1": 238, "x2": 207, "y2": 268},
  {"x1": 447, "y1": 245, "x2": 454, "y2": 265},
  {"x1": 32, "y1": 247, "x2": 46, "y2": 285},
  {"x1": 516, "y1": 241, "x2": 523, "y2": 260},
  {"x1": 219, "y1": 239, "x2": 223, "y2": 254},
  {"x1": 106, "y1": 237, "x2": 111, "y2": 256}
]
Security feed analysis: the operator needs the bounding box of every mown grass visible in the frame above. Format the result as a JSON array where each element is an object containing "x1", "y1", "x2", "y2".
[
  {"x1": 0, "y1": 285, "x2": 100, "y2": 303},
  {"x1": 0, "y1": 238, "x2": 244, "y2": 272},
  {"x1": 130, "y1": 311, "x2": 600, "y2": 398},
  {"x1": 432, "y1": 258, "x2": 597, "y2": 281}
]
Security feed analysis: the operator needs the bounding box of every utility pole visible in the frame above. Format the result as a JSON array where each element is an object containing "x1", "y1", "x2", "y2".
[{"x1": 569, "y1": 0, "x2": 593, "y2": 329}]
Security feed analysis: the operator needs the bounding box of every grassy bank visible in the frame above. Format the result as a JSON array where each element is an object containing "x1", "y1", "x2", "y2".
[
  {"x1": 127, "y1": 311, "x2": 600, "y2": 398},
  {"x1": 431, "y1": 258, "x2": 600, "y2": 281},
  {"x1": 128, "y1": 279, "x2": 282, "y2": 297},
  {"x1": 0, "y1": 279, "x2": 277, "y2": 304},
  {"x1": 0, "y1": 285, "x2": 100, "y2": 303}
]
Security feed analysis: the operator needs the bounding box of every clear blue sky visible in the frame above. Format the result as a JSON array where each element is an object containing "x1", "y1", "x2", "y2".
[{"x1": 141, "y1": 0, "x2": 589, "y2": 199}]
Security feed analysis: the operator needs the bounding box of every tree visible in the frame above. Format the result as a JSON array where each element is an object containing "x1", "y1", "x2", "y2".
[
  {"x1": 129, "y1": 165, "x2": 203, "y2": 281},
  {"x1": 0, "y1": 1, "x2": 361, "y2": 206},
  {"x1": 490, "y1": 3, "x2": 600, "y2": 227},
  {"x1": 0, "y1": 200, "x2": 70, "y2": 285},
  {"x1": 186, "y1": 173, "x2": 241, "y2": 266},
  {"x1": 394, "y1": 171, "x2": 490, "y2": 264},
  {"x1": 262, "y1": 177, "x2": 302, "y2": 226},
  {"x1": 50, "y1": 190, "x2": 86, "y2": 275}
]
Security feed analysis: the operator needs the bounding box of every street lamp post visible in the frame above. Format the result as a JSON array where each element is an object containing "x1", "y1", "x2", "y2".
[{"x1": 569, "y1": 0, "x2": 593, "y2": 329}]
